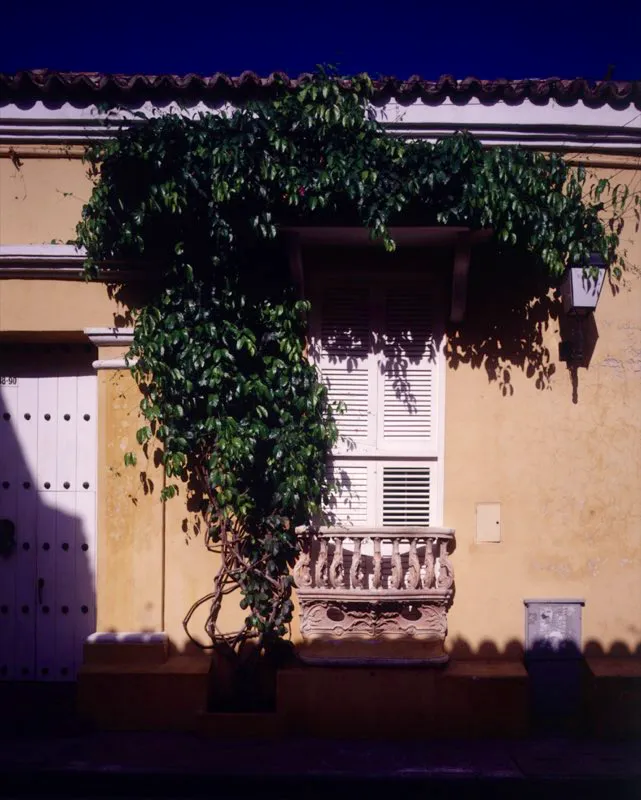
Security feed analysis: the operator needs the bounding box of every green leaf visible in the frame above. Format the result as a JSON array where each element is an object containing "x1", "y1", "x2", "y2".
[{"x1": 136, "y1": 426, "x2": 151, "y2": 446}]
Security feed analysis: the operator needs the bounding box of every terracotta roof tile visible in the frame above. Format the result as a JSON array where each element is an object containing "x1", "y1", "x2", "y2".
[{"x1": 1, "y1": 70, "x2": 639, "y2": 109}]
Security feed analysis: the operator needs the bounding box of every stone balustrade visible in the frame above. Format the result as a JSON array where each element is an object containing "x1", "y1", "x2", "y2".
[{"x1": 294, "y1": 527, "x2": 455, "y2": 664}]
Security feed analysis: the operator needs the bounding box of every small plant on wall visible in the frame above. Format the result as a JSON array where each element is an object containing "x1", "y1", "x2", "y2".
[{"x1": 76, "y1": 69, "x2": 635, "y2": 660}]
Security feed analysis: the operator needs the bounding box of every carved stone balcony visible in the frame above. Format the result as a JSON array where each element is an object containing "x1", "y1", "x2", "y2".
[{"x1": 294, "y1": 528, "x2": 455, "y2": 664}]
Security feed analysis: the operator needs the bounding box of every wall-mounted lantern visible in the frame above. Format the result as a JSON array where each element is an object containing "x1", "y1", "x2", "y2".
[
  {"x1": 559, "y1": 253, "x2": 606, "y2": 364},
  {"x1": 560, "y1": 253, "x2": 606, "y2": 316}
]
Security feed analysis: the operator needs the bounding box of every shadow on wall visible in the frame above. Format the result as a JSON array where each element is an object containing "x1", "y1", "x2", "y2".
[
  {"x1": 308, "y1": 243, "x2": 598, "y2": 404},
  {"x1": 206, "y1": 632, "x2": 641, "y2": 699},
  {"x1": 0, "y1": 627, "x2": 638, "y2": 736},
  {"x1": 0, "y1": 343, "x2": 97, "y2": 684},
  {"x1": 448, "y1": 637, "x2": 641, "y2": 660},
  {"x1": 445, "y1": 248, "x2": 562, "y2": 396},
  {"x1": 105, "y1": 279, "x2": 161, "y2": 330}
]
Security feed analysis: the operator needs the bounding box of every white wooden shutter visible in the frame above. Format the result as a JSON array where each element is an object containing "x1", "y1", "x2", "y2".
[
  {"x1": 326, "y1": 460, "x2": 373, "y2": 527},
  {"x1": 311, "y1": 272, "x2": 441, "y2": 528},
  {"x1": 316, "y1": 286, "x2": 375, "y2": 454},
  {"x1": 379, "y1": 287, "x2": 438, "y2": 456}
]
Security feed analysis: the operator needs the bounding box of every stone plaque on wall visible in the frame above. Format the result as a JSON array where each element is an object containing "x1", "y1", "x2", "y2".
[{"x1": 524, "y1": 599, "x2": 584, "y2": 660}]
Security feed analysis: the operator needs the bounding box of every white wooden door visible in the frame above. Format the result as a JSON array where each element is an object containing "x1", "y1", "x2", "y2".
[{"x1": 0, "y1": 347, "x2": 97, "y2": 681}]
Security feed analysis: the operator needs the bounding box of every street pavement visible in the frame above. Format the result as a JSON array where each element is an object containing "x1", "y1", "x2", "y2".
[{"x1": 0, "y1": 731, "x2": 640, "y2": 798}]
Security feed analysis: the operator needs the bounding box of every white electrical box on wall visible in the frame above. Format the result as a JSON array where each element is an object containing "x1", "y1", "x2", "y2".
[{"x1": 476, "y1": 502, "x2": 501, "y2": 543}]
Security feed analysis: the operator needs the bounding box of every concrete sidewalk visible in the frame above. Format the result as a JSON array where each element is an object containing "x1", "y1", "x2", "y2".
[{"x1": 0, "y1": 731, "x2": 640, "y2": 797}]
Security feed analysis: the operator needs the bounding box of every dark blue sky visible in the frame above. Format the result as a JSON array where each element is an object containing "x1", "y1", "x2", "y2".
[{"x1": 2, "y1": 0, "x2": 640, "y2": 80}]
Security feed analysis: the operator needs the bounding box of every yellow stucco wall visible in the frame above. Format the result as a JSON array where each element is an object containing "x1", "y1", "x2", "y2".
[
  {"x1": 96, "y1": 361, "x2": 165, "y2": 634},
  {"x1": 0, "y1": 154, "x2": 91, "y2": 245},
  {"x1": 1, "y1": 148, "x2": 639, "y2": 658},
  {"x1": 0, "y1": 278, "x2": 133, "y2": 335},
  {"x1": 442, "y1": 161, "x2": 641, "y2": 657},
  {"x1": 445, "y1": 253, "x2": 641, "y2": 657}
]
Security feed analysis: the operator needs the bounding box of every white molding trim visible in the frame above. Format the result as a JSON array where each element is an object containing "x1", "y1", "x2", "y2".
[
  {"x1": 85, "y1": 326, "x2": 134, "y2": 347},
  {"x1": 87, "y1": 326, "x2": 137, "y2": 370},
  {"x1": 91, "y1": 357, "x2": 137, "y2": 370},
  {"x1": 1, "y1": 98, "x2": 639, "y2": 152},
  {"x1": 0, "y1": 244, "x2": 86, "y2": 262},
  {"x1": 84, "y1": 328, "x2": 138, "y2": 370},
  {"x1": 0, "y1": 244, "x2": 148, "y2": 280},
  {"x1": 86, "y1": 327, "x2": 136, "y2": 368}
]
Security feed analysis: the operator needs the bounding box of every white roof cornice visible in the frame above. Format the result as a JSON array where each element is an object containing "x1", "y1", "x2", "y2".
[{"x1": 1, "y1": 98, "x2": 639, "y2": 152}]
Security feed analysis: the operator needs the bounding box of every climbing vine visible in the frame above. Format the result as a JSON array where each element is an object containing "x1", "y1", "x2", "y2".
[{"x1": 76, "y1": 69, "x2": 635, "y2": 656}]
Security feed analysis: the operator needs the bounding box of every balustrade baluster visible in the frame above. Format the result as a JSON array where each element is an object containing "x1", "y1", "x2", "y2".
[
  {"x1": 349, "y1": 537, "x2": 364, "y2": 589},
  {"x1": 301, "y1": 529, "x2": 453, "y2": 595},
  {"x1": 293, "y1": 545, "x2": 312, "y2": 588},
  {"x1": 436, "y1": 537, "x2": 454, "y2": 590},
  {"x1": 390, "y1": 539, "x2": 402, "y2": 589},
  {"x1": 315, "y1": 538, "x2": 329, "y2": 587},
  {"x1": 422, "y1": 538, "x2": 435, "y2": 589},
  {"x1": 372, "y1": 537, "x2": 382, "y2": 589},
  {"x1": 329, "y1": 537, "x2": 345, "y2": 588},
  {"x1": 406, "y1": 538, "x2": 420, "y2": 590}
]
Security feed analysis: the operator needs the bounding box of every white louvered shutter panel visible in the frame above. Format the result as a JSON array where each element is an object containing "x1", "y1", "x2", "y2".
[
  {"x1": 311, "y1": 283, "x2": 376, "y2": 527},
  {"x1": 381, "y1": 465, "x2": 432, "y2": 527},
  {"x1": 316, "y1": 286, "x2": 375, "y2": 453},
  {"x1": 326, "y1": 460, "x2": 373, "y2": 527},
  {"x1": 379, "y1": 287, "x2": 438, "y2": 456}
]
